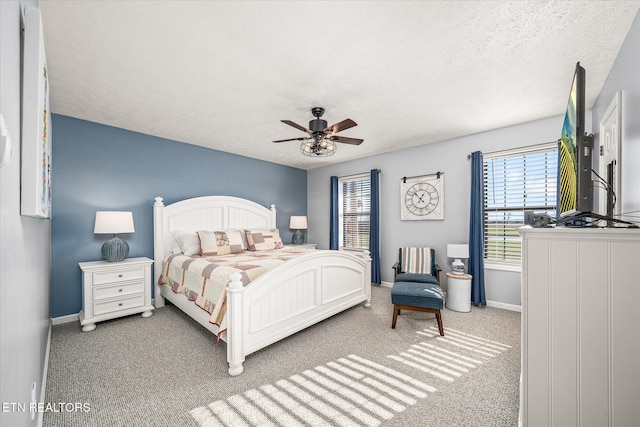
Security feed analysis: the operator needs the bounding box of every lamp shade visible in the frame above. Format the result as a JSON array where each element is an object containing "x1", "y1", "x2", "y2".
[
  {"x1": 94, "y1": 211, "x2": 134, "y2": 262},
  {"x1": 94, "y1": 211, "x2": 135, "y2": 234},
  {"x1": 289, "y1": 216, "x2": 308, "y2": 230},
  {"x1": 447, "y1": 244, "x2": 469, "y2": 259}
]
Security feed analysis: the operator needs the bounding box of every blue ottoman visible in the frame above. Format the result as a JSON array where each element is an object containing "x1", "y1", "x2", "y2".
[{"x1": 391, "y1": 281, "x2": 444, "y2": 335}]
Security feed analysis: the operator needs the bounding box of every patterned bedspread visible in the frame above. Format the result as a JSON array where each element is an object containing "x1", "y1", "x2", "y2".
[{"x1": 158, "y1": 246, "x2": 315, "y2": 338}]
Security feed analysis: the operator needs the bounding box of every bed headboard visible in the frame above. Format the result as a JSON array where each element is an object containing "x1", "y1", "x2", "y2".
[{"x1": 153, "y1": 196, "x2": 276, "y2": 281}]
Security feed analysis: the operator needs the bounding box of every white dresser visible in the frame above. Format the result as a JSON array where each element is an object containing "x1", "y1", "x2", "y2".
[
  {"x1": 79, "y1": 257, "x2": 154, "y2": 332},
  {"x1": 519, "y1": 227, "x2": 640, "y2": 426}
]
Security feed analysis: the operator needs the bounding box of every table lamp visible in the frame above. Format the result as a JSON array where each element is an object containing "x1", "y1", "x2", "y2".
[
  {"x1": 94, "y1": 211, "x2": 135, "y2": 262},
  {"x1": 289, "y1": 216, "x2": 307, "y2": 245},
  {"x1": 447, "y1": 244, "x2": 469, "y2": 275}
]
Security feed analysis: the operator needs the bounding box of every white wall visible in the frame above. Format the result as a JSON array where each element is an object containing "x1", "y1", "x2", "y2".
[
  {"x1": 592, "y1": 10, "x2": 640, "y2": 217},
  {"x1": 0, "y1": 1, "x2": 51, "y2": 426},
  {"x1": 308, "y1": 115, "x2": 565, "y2": 308}
]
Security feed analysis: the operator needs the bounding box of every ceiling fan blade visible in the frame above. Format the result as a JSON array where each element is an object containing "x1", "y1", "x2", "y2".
[
  {"x1": 281, "y1": 120, "x2": 311, "y2": 134},
  {"x1": 324, "y1": 118, "x2": 357, "y2": 134},
  {"x1": 273, "y1": 137, "x2": 307, "y2": 143},
  {"x1": 330, "y1": 135, "x2": 364, "y2": 145}
]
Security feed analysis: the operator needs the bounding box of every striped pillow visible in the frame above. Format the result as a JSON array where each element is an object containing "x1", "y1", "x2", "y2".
[{"x1": 401, "y1": 247, "x2": 433, "y2": 275}]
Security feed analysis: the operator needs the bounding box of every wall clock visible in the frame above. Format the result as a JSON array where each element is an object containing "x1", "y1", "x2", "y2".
[{"x1": 400, "y1": 173, "x2": 444, "y2": 220}]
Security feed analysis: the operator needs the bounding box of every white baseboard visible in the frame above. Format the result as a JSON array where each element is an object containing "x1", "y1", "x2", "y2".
[
  {"x1": 486, "y1": 300, "x2": 522, "y2": 312},
  {"x1": 51, "y1": 298, "x2": 157, "y2": 325},
  {"x1": 51, "y1": 313, "x2": 78, "y2": 325}
]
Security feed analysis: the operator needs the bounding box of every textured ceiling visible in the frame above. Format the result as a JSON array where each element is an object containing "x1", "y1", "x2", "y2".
[{"x1": 39, "y1": 1, "x2": 639, "y2": 170}]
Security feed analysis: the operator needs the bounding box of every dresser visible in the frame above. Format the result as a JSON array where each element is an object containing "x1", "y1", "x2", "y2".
[
  {"x1": 79, "y1": 257, "x2": 154, "y2": 332},
  {"x1": 519, "y1": 227, "x2": 640, "y2": 426}
]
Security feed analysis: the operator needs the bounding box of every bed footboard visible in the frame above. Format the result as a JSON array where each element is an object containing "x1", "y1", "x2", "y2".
[{"x1": 226, "y1": 250, "x2": 371, "y2": 376}]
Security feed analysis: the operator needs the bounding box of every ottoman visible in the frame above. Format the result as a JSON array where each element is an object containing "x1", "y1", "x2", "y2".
[{"x1": 391, "y1": 281, "x2": 444, "y2": 335}]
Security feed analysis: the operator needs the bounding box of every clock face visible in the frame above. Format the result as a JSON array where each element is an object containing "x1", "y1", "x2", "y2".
[{"x1": 405, "y1": 182, "x2": 439, "y2": 216}]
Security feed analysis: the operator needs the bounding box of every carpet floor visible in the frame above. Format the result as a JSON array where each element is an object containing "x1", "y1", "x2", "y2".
[{"x1": 43, "y1": 285, "x2": 521, "y2": 426}]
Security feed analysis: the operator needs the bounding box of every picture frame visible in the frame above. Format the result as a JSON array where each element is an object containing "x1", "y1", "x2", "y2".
[{"x1": 21, "y1": 5, "x2": 52, "y2": 219}]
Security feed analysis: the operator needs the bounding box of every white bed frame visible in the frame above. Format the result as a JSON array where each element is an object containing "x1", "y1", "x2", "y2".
[{"x1": 153, "y1": 195, "x2": 371, "y2": 376}]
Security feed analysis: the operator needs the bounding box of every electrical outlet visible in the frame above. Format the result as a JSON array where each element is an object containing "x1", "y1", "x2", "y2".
[{"x1": 30, "y1": 382, "x2": 37, "y2": 421}]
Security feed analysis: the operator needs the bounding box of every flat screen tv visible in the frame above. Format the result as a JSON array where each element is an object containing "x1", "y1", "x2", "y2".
[{"x1": 557, "y1": 62, "x2": 594, "y2": 220}]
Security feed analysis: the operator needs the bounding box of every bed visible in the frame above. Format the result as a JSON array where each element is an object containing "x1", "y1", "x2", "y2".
[{"x1": 153, "y1": 195, "x2": 372, "y2": 376}]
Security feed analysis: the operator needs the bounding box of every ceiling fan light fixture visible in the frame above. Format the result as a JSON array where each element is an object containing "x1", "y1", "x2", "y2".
[
  {"x1": 276, "y1": 107, "x2": 362, "y2": 158},
  {"x1": 300, "y1": 136, "x2": 336, "y2": 157}
]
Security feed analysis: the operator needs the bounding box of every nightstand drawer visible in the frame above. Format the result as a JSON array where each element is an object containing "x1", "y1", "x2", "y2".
[
  {"x1": 94, "y1": 294, "x2": 144, "y2": 316},
  {"x1": 93, "y1": 280, "x2": 144, "y2": 301},
  {"x1": 93, "y1": 267, "x2": 145, "y2": 285}
]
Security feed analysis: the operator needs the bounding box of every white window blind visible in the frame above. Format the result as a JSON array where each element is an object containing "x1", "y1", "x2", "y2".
[
  {"x1": 484, "y1": 143, "x2": 558, "y2": 264},
  {"x1": 339, "y1": 173, "x2": 371, "y2": 250}
]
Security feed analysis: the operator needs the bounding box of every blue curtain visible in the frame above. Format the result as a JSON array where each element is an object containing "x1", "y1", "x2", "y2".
[
  {"x1": 469, "y1": 151, "x2": 486, "y2": 306},
  {"x1": 330, "y1": 176, "x2": 339, "y2": 250},
  {"x1": 369, "y1": 169, "x2": 381, "y2": 284}
]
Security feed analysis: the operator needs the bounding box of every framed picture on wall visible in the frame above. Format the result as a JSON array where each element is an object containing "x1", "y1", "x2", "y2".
[
  {"x1": 400, "y1": 173, "x2": 444, "y2": 220},
  {"x1": 21, "y1": 5, "x2": 52, "y2": 219}
]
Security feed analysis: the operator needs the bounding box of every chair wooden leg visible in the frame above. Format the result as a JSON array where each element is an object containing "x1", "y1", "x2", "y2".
[
  {"x1": 392, "y1": 305, "x2": 399, "y2": 329},
  {"x1": 435, "y1": 310, "x2": 444, "y2": 336},
  {"x1": 392, "y1": 304, "x2": 444, "y2": 334}
]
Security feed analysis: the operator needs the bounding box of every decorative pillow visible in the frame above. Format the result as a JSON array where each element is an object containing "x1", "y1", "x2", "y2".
[
  {"x1": 224, "y1": 229, "x2": 247, "y2": 251},
  {"x1": 401, "y1": 247, "x2": 433, "y2": 275},
  {"x1": 197, "y1": 230, "x2": 245, "y2": 256},
  {"x1": 244, "y1": 228, "x2": 283, "y2": 251},
  {"x1": 223, "y1": 229, "x2": 246, "y2": 253},
  {"x1": 173, "y1": 232, "x2": 200, "y2": 256}
]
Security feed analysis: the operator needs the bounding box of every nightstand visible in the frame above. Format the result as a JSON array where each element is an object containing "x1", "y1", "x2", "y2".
[{"x1": 79, "y1": 257, "x2": 154, "y2": 332}]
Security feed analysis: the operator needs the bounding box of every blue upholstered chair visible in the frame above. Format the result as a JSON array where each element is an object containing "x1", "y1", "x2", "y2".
[{"x1": 391, "y1": 247, "x2": 444, "y2": 335}]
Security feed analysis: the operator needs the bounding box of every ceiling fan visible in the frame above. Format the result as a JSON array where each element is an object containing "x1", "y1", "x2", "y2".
[{"x1": 273, "y1": 107, "x2": 363, "y2": 157}]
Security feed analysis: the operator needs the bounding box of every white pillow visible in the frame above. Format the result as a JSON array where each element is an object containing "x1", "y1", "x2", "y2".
[{"x1": 173, "y1": 232, "x2": 200, "y2": 256}]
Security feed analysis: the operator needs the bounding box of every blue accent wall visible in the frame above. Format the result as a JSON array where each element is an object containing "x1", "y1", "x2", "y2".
[{"x1": 51, "y1": 114, "x2": 307, "y2": 318}]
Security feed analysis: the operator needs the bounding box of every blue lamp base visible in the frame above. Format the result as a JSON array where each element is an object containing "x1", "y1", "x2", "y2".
[
  {"x1": 292, "y1": 230, "x2": 305, "y2": 245},
  {"x1": 102, "y1": 235, "x2": 129, "y2": 262}
]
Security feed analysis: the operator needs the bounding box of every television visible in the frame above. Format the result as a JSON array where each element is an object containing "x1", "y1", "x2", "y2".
[{"x1": 557, "y1": 62, "x2": 594, "y2": 222}]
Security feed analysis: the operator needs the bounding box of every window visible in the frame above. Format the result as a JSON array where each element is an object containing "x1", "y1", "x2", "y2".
[
  {"x1": 339, "y1": 173, "x2": 370, "y2": 249},
  {"x1": 484, "y1": 143, "x2": 558, "y2": 266}
]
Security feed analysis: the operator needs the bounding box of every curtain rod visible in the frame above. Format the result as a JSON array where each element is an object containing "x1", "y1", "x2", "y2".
[{"x1": 401, "y1": 171, "x2": 443, "y2": 183}]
